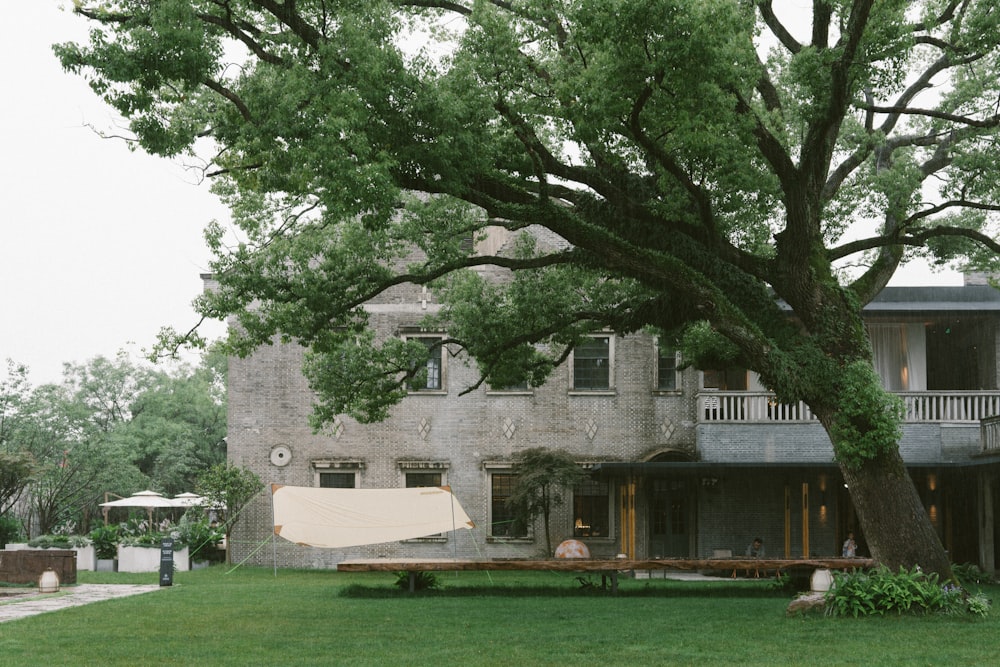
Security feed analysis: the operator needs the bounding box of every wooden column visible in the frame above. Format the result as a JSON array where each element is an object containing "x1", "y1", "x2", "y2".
[{"x1": 801, "y1": 482, "x2": 810, "y2": 558}]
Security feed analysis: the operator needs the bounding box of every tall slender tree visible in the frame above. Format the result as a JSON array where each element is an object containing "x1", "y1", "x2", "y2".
[
  {"x1": 58, "y1": 1, "x2": 1000, "y2": 577},
  {"x1": 509, "y1": 447, "x2": 588, "y2": 556}
]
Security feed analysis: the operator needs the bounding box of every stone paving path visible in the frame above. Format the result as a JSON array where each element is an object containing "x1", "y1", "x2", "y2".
[{"x1": 0, "y1": 584, "x2": 161, "y2": 623}]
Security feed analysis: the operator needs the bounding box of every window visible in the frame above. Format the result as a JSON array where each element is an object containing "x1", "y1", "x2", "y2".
[
  {"x1": 407, "y1": 336, "x2": 445, "y2": 391},
  {"x1": 489, "y1": 472, "x2": 528, "y2": 538},
  {"x1": 313, "y1": 460, "x2": 363, "y2": 488},
  {"x1": 405, "y1": 472, "x2": 442, "y2": 488},
  {"x1": 573, "y1": 479, "x2": 610, "y2": 538},
  {"x1": 404, "y1": 471, "x2": 445, "y2": 538},
  {"x1": 488, "y1": 378, "x2": 530, "y2": 392},
  {"x1": 657, "y1": 344, "x2": 680, "y2": 391},
  {"x1": 319, "y1": 472, "x2": 356, "y2": 488},
  {"x1": 573, "y1": 335, "x2": 612, "y2": 390},
  {"x1": 702, "y1": 367, "x2": 747, "y2": 390}
]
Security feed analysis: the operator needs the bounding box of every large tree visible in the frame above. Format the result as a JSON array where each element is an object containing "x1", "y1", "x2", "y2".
[
  {"x1": 58, "y1": 1, "x2": 1000, "y2": 578},
  {"x1": 0, "y1": 361, "x2": 37, "y2": 516}
]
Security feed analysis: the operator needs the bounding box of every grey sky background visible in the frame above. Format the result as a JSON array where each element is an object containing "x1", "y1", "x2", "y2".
[
  {"x1": 0, "y1": 2, "x2": 961, "y2": 387},
  {"x1": 1, "y1": 2, "x2": 227, "y2": 386}
]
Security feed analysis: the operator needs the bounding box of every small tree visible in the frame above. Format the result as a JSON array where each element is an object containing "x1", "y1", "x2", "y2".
[
  {"x1": 509, "y1": 448, "x2": 588, "y2": 556},
  {"x1": 0, "y1": 451, "x2": 35, "y2": 517},
  {"x1": 196, "y1": 463, "x2": 263, "y2": 563}
]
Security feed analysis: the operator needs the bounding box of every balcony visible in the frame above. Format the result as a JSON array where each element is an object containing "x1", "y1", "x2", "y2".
[
  {"x1": 984, "y1": 416, "x2": 1000, "y2": 453},
  {"x1": 699, "y1": 391, "x2": 1000, "y2": 424}
]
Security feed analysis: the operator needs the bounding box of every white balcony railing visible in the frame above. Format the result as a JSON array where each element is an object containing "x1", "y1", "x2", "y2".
[
  {"x1": 698, "y1": 391, "x2": 1000, "y2": 424},
  {"x1": 984, "y1": 416, "x2": 1000, "y2": 453}
]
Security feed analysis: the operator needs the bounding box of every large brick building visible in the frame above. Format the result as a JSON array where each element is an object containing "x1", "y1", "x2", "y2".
[{"x1": 220, "y1": 268, "x2": 1000, "y2": 572}]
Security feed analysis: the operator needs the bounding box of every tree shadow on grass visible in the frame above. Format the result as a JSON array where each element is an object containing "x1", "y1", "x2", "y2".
[{"x1": 338, "y1": 580, "x2": 791, "y2": 599}]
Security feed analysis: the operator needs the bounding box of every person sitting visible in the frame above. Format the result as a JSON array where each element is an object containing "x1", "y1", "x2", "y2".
[{"x1": 745, "y1": 537, "x2": 765, "y2": 558}]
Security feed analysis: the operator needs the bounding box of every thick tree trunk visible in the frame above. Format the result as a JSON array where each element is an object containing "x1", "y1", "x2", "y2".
[
  {"x1": 838, "y1": 445, "x2": 952, "y2": 580},
  {"x1": 811, "y1": 396, "x2": 954, "y2": 582},
  {"x1": 770, "y1": 273, "x2": 953, "y2": 580}
]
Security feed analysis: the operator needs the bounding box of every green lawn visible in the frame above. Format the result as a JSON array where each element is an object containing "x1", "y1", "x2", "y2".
[{"x1": 0, "y1": 567, "x2": 995, "y2": 666}]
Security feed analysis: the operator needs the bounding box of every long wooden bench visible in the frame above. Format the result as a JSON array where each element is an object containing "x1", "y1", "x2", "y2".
[{"x1": 337, "y1": 557, "x2": 875, "y2": 593}]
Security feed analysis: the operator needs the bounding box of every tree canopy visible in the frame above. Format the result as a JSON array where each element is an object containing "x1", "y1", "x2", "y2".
[
  {"x1": 195, "y1": 462, "x2": 263, "y2": 562},
  {"x1": 0, "y1": 351, "x2": 226, "y2": 535},
  {"x1": 59, "y1": 1, "x2": 1000, "y2": 576}
]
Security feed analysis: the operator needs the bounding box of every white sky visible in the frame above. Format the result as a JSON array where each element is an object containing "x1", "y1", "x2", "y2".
[
  {"x1": 0, "y1": 2, "x2": 962, "y2": 387},
  {"x1": 1, "y1": 2, "x2": 227, "y2": 386}
]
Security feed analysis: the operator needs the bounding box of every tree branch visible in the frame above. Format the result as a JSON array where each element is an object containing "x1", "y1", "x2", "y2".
[
  {"x1": 202, "y1": 79, "x2": 252, "y2": 122},
  {"x1": 756, "y1": 1, "x2": 802, "y2": 55},
  {"x1": 831, "y1": 223, "x2": 1000, "y2": 260},
  {"x1": 864, "y1": 104, "x2": 1000, "y2": 129}
]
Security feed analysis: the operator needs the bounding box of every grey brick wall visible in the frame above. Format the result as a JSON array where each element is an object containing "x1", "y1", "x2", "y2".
[
  {"x1": 224, "y1": 291, "x2": 991, "y2": 568},
  {"x1": 227, "y1": 318, "x2": 702, "y2": 567}
]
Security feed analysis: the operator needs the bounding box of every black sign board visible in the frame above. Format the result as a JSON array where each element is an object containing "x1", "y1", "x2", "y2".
[{"x1": 159, "y1": 537, "x2": 175, "y2": 587}]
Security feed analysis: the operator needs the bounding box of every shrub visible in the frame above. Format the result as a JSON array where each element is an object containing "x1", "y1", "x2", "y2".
[
  {"x1": 967, "y1": 592, "x2": 993, "y2": 618},
  {"x1": 0, "y1": 514, "x2": 25, "y2": 547},
  {"x1": 952, "y1": 562, "x2": 995, "y2": 587},
  {"x1": 28, "y1": 535, "x2": 74, "y2": 550},
  {"x1": 827, "y1": 566, "x2": 992, "y2": 618},
  {"x1": 177, "y1": 516, "x2": 224, "y2": 563},
  {"x1": 394, "y1": 571, "x2": 439, "y2": 591},
  {"x1": 120, "y1": 531, "x2": 186, "y2": 549},
  {"x1": 89, "y1": 524, "x2": 120, "y2": 560}
]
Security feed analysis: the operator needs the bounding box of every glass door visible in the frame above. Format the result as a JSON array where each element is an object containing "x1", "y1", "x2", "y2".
[{"x1": 649, "y1": 479, "x2": 690, "y2": 558}]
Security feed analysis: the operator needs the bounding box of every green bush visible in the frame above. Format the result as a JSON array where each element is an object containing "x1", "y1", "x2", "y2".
[
  {"x1": 177, "y1": 516, "x2": 224, "y2": 563},
  {"x1": 120, "y1": 531, "x2": 186, "y2": 549},
  {"x1": 27, "y1": 534, "x2": 74, "y2": 550},
  {"x1": 827, "y1": 566, "x2": 992, "y2": 618},
  {"x1": 89, "y1": 524, "x2": 120, "y2": 560},
  {"x1": 952, "y1": 562, "x2": 995, "y2": 587},
  {"x1": 0, "y1": 514, "x2": 25, "y2": 547},
  {"x1": 394, "y1": 571, "x2": 439, "y2": 591}
]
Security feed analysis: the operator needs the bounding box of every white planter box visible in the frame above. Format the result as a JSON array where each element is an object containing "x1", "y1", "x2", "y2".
[
  {"x1": 74, "y1": 545, "x2": 96, "y2": 571},
  {"x1": 3, "y1": 543, "x2": 29, "y2": 551},
  {"x1": 118, "y1": 545, "x2": 190, "y2": 573}
]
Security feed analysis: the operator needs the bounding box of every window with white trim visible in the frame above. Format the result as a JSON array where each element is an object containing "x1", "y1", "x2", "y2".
[
  {"x1": 405, "y1": 335, "x2": 446, "y2": 392},
  {"x1": 656, "y1": 341, "x2": 681, "y2": 391},
  {"x1": 312, "y1": 460, "x2": 363, "y2": 488},
  {"x1": 488, "y1": 471, "x2": 528, "y2": 538},
  {"x1": 573, "y1": 478, "x2": 610, "y2": 538},
  {"x1": 402, "y1": 467, "x2": 448, "y2": 540},
  {"x1": 318, "y1": 472, "x2": 356, "y2": 488},
  {"x1": 405, "y1": 471, "x2": 443, "y2": 488},
  {"x1": 572, "y1": 335, "x2": 613, "y2": 391}
]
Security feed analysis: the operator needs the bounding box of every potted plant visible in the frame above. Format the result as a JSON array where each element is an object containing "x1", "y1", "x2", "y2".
[{"x1": 90, "y1": 525, "x2": 120, "y2": 572}]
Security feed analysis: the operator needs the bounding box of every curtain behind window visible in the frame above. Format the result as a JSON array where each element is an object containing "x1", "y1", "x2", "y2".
[{"x1": 866, "y1": 324, "x2": 927, "y2": 391}]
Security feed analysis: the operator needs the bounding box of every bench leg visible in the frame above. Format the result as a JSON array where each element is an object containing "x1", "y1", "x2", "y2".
[{"x1": 409, "y1": 571, "x2": 416, "y2": 593}]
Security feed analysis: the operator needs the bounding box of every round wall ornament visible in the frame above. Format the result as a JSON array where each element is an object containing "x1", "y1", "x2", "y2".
[{"x1": 270, "y1": 445, "x2": 292, "y2": 467}]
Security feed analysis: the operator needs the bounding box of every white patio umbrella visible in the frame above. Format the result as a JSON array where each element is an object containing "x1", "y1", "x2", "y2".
[
  {"x1": 100, "y1": 490, "x2": 181, "y2": 528},
  {"x1": 172, "y1": 492, "x2": 205, "y2": 507}
]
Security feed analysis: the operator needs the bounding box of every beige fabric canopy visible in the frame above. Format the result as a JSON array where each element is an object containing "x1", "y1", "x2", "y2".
[{"x1": 271, "y1": 484, "x2": 475, "y2": 548}]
